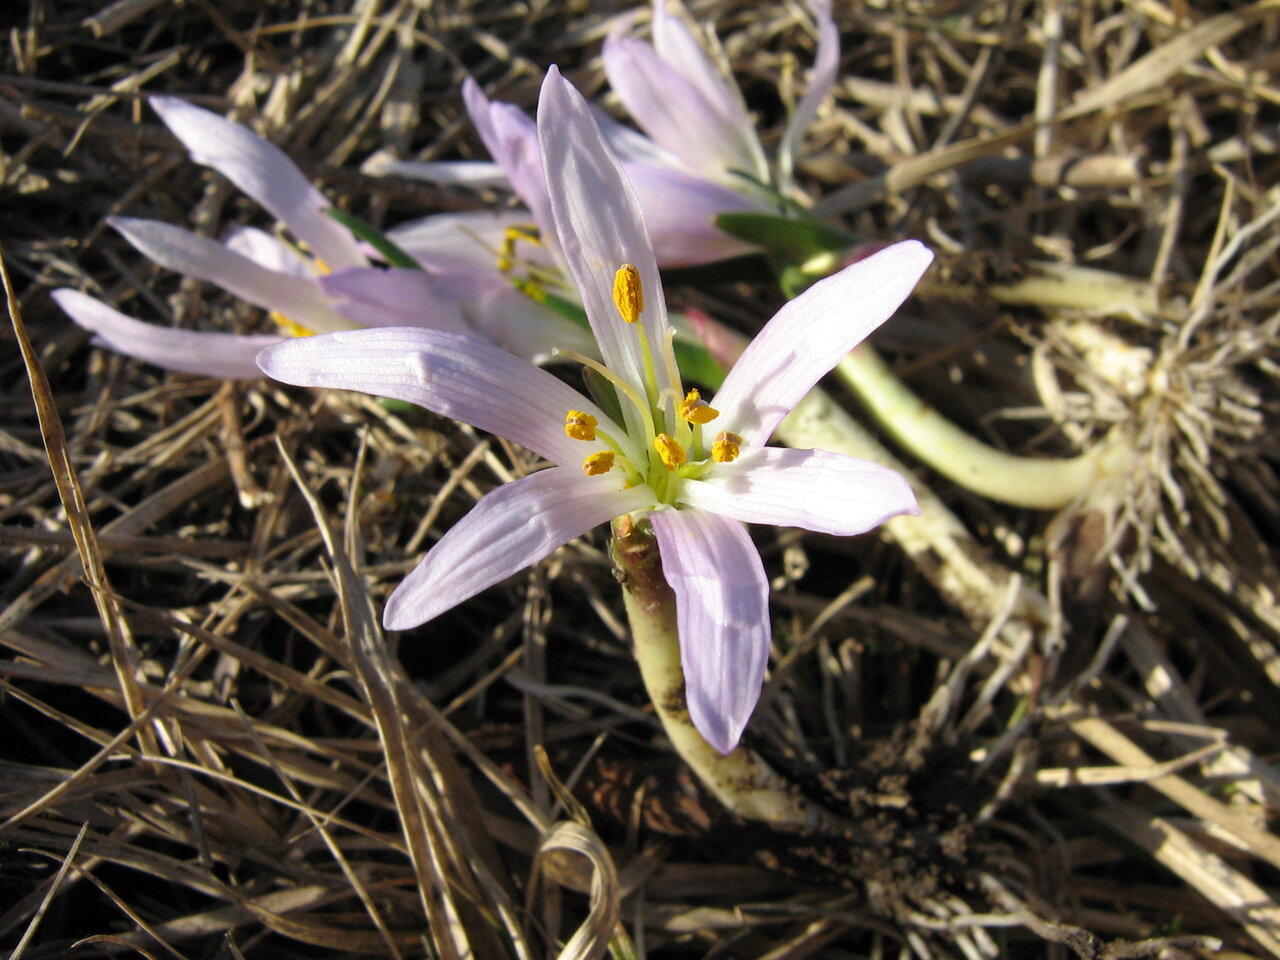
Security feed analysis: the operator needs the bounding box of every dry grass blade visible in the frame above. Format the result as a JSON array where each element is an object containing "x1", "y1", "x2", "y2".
[
  {"x1": 532, "y1": 822, "x2": 624, "y2": 960},
  {"x1": 9, "y1": 821, "x2": 90, "y2": 960},
  {"x1": 273, "y1": 437, "x2": 476, "y2": 960},
  {"x1": 1, "y1": 246, "x2": 155, "y2": 758}
]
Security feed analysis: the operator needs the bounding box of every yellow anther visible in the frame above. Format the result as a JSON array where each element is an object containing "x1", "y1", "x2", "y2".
[
  {"x1": 612, "y1": 263, "x2": 643, "y2": 324},
  {"x1": 582, "y1": 451, "x2": 615, "y2": 476},
  {"x1": 678, "y1": 389, "x2": 719, "y2": 424},
  {"x1": 711, "y1": 431, "x2": 743, "y2": 463},
  {"x1": 497, "y1": 224, "x2": 541, "y2": 273},
  {"x1": 270, "y1": 311, "x2": 316, "y2": 338},
  {"x1": 513, "y1": 277, "x2": 547, "y2": 303},
  {"x1": 565, "y1": 410, "x2": 598, "y2": 441},
  {"x1": 654, "y1": 433, "x2": 687, "y2": 471}
]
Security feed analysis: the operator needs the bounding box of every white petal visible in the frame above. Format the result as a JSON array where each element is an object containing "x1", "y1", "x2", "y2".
[
  {"x1": 384, "y1": 466, "x2": 652, "y2": 629},
  {"x1": 623, "y1": 162, "x2": 761, "y2": 267},
  {"x1": 777, "y1": 0, "x2": 840, "y2": 190},
  {"x1": 319, "y1": 268, "x2": 472, "y2": 333},
  {"x1": 678, "y1": 446, "x2": 918, "y2": 535},
  {"x1": 649, "y1": 508, "x2": 770, "y2": 754},
  {"x1": 648, "y1": 3, "x2": 765, "y2": 177},
  {"x1": 594, "y1": 108, "x2": 682, "y2": 168},
  {"x1": 150, "y1": 95, "x2": 365, "y2": 272},
  {"x1": 461, "y1": 79, "x2": 556, "y2": 243},
  {"x1": 110, "y1": 216, "x2": 352, "y2": 333},
  {"x1": 256, "y1": 326, "x2": 630, "y2": 466},
  {"x1": 365, "y1": 157, "x2": 509, "y2": 188},
  {"x1": 223, "y1": 226, "x2": 312, "y2": 277},
  {"x1": 537, "y1": 68, "x2": 673, "y2": 410},
  {"x1": 713, "y1": 240, "x2": 934, "y2": 444},
  {"x1": 52, "y1": 289, "x2": 279, "y2": 379},
  {"x1": 387, "y1": 210, "x2": 555, "y2": 274}
]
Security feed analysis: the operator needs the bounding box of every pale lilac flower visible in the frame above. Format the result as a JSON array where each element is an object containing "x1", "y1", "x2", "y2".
[
  {"x1": 604, "y1": 0, "x2": 839, "y2": 196},
  {"x1": 257, "y1": 69, "x2": 931, "y2": 754},
  {"x1": 52, "y1": 97, "x2": 584, "y2": 378},
  {"x1": 384, "y1": 76, "x2": 761, "y2": 267}
]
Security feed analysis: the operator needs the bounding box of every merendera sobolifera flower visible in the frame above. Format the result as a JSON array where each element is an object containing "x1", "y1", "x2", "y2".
[{"x1": 257, "y1": 68, "x2": 932, "y2": 754}]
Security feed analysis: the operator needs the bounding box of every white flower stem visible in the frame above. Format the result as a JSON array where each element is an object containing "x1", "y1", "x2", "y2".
[
  {"x1": 610, "y1": 515, "x2": 820, "y2": 827},
  {"x1": 836, "y1": 345, "x2": 1133, "y2": 510}
]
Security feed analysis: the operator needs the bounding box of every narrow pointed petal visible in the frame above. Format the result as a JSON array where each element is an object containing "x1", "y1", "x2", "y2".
[
  {"x1": 648, "y1": 508, "x2": 770, "y2": 754},
  {"x1": 537, "y1": 67, "x2": 671, "y2": 401},
  {"x1": 713, "y1": 240, "x2": 934, "y2": 445},
  {"x1": 623, "y1": 162, "x2": 761, "y2": 266},
  {"x1": 109, "y1": 216, "x2": 351, "y2": 333},
  {"x1": 256, "y1": 326, "x2": 623, "y2": 466},
  {"x1": 150, "y1": 96, "x2": 365, "y2": 272},
  {"x1": 387, "y1": 210, "x2": 554, "y2": 274},
  {"x1": 603, "y1": 34, "x2": 763, "y2": 183},
  {"x1": 678, "y1": 447, "x2": 918, "y2": 535},
  {"x1": 319, "y1": 268, "x2": 472, "y2": 333},
  {"x1": 384, "y1": 466, "x2": 652, "y2": 630},
  {"x1": 52, "y1": 289, "x2": 279, "y2": 379},
  {"x1": 594, "y1": 109, "x2": 682, "y2": 168},
  {"x1": 776, "y1": 0, "x2": 840, "y2": 190},
  {"x1": 365, "y1": 157, "x2": 508, "y2": 188},
  {"x1": 461, "y1": 79, "x2": 555, "y2": 242},
  {"x1": 223, "y1": 226, "x2": 312, "y2": 277},
  {"x1": 648, "y1": 2, "x2": 765, "y2": 176}
]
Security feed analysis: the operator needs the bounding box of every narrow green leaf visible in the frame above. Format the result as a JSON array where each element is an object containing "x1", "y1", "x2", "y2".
[
  {"x1": 716, "y1": 211, "x2": 857, "y2": 264},
  {"x1": 325, "y1": 208, "x2": 423, "y2": 270},
  {"x1": 673, "y1": 337, "x2": 725, "y2": 389},
  {"x1": 582, "y1": 366, "x2": 626, "y2": 428}
]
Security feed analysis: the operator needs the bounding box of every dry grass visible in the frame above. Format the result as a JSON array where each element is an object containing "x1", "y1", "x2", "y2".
[{"x1": 2, "y1": 0, "x2": 1279, "y2": 956}]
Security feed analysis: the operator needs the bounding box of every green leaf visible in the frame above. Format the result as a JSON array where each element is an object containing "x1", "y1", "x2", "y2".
[
  {"x1": 325, "y1": 208, "x2": 423, "y2": 270},
  {"x1": 582, "y1": 366, "x2": 626, "y2": 428},
  {"x1": 716, "y1": 211, "x2": 856, "y2": 265},
  {"x1": 538, "y1": 290, "x2": 591, "y2": 331},
  {"x1": 673, "y1": 337, "x2": 725, "y2": 389}
]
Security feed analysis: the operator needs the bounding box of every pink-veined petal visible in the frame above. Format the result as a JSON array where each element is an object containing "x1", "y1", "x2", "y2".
[
  {"x1": 537, "y1": 67, "x2": 672, "y2": 409},
  {"x1": 444, "y1": 277, "x2": 600, "y2": 362},
  {"x1": 366, "y1": 157, "x2": 509, "y2": 188},
  {"x1": 223, "y1": 226, "x2": 312, "y2": 277},
  {"x1": 150, "y1": 96, "x2": 365, "y2": 272},
  {"x1": 319, "y1": 268, "x2": 472, "y2": 333},
  {"x1": 321, "y1": 267, "x2": 596, "y2": 361},
  {"x1": 603, "y1": 34, "x2": 763, "y2": 184},
  {"x1": 594, "y1": 109, "x2": 682, "y2": 168},
  {"x1": 255, "y1": 326, "x2": 630, "y2": 466},
  {"x1": 384, "y1": 466, "x2": 652, "y2": 630},
  {"x1": 461, "y1": 79, "x2": 556, "y2": 244},
  {"x1": 649, "y1": 508, "x2": 770, "y2": 754},
  {"x1": 623, "y1": 162, "x2": 762, "y2": 266},
  {"x1": 777, "y1": 0, "x2": 840, "y2": 190},
  {"x1": 109, "y1": 216, "x2": 352, "y2": 333},
  {"x1": 678, "y1": 446, "x2": 919, "y2": 536},
  {"x1": 649, "y1": 1, "x2": 765, "y2": 176},
  {"x1": 713, "y1": 240, "x2": 934, "y2": 445},
  {"x1": 52, "y1": 289, "x2": 280, "y2": 379},
  {"x1": 387, "y1": 209, "x2": 557, "y2": 274}
]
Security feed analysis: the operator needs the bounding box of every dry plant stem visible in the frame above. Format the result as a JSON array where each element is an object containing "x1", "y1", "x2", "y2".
[
  {"x1": 610, "y1": 515, "x2": 818, "y2": 828},
  {"x1": 837, "y1": 345, "x2": 1134, "y2": 510}
]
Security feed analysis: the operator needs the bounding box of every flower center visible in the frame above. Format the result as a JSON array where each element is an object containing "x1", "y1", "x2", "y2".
[{"x1": 561, "y1": 263, "x2": 739, "y2": 506}]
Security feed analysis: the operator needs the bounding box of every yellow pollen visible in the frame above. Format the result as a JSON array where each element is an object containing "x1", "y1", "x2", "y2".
[
  {"x1": 582, "y1": 451, "x2": 615, "y2": 476},
  {"x1": 654, "y1": 433, "x2": 687, "y2": 471},
  {"x1": 712, "y1": 431, "x2": 743, "y2": 463},
  {"x1": 612, "y1": 263, "x2": 643, "y2": 323},
  {"x1": 270, "y1": 311, "x2": 316, "y2": 338},
  {"x1": 498, "y1": 224, "x2": 541, "y2": 273},
  {"x1": 678, "y1": 389, "x2": 719, "y2": 424},
  {"x1": 565, "y1": 410, "x2": 598, "y2": 441}
]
